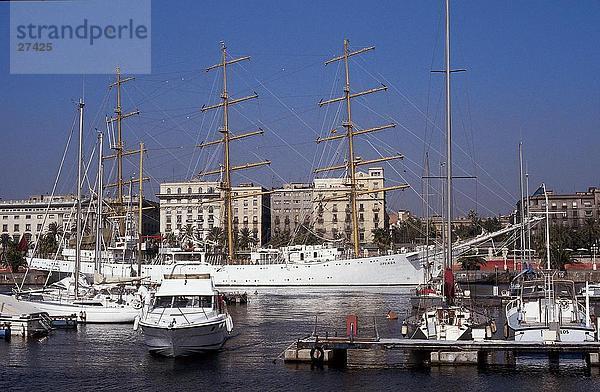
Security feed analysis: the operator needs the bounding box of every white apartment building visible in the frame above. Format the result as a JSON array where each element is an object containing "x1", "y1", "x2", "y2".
[
  {"x1": 0, "y1": 194, "x2": 82, "y2": 243},
  {"x1": 157, "y1": 181, "x2": 270, "y2": 245}
]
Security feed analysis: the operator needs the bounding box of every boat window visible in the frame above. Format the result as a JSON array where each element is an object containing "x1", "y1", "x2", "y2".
[{"x1": 155, "y1": 295, "x2": 213, "y2": 308}]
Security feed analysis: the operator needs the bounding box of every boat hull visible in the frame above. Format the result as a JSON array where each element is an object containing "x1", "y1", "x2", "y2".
[
  {"x1": 6, "y1": 297, "x2": 139, "y2": 323},
  {"x1": 140, "y1": 319, "x2": 228, "y2": 357}
]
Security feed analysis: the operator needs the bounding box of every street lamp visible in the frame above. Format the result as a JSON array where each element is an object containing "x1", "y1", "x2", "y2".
[{"x1": 592, "y1": 244, "x2": 598, "y2": 271}]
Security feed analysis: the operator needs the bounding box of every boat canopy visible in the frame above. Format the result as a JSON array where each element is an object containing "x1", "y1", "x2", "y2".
[{"x1": 156, "y1": 276, "x2": 215, "y2": 297}]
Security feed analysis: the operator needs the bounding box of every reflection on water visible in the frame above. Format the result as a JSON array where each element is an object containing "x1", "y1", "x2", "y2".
[{"x1": 1, "y1": 287, "x2": 599, "y2": 391}]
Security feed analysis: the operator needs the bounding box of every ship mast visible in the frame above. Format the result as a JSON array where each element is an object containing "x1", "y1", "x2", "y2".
[
  {"x1": 106, "y1": 67, "x2": 140, "y2": 236},
  {"x1": 316, "y1": 39, "x2": 408, "y2": 257},
  {"x1": 199, "y1": 42, "x2": 270, "y2": 261}
]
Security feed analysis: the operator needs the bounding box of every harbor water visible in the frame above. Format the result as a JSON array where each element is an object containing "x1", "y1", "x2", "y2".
[{"x1": 2, "y1": 287, "x2": 600, "y2": 391}]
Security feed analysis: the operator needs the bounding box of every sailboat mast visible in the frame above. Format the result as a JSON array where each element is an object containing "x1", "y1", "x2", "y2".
[
  {"x1": 444, "y1": 0, "x2": 453, "y2": 270},
  {"x1": 424, "y1": 152, "x2": 430, "y2": 283},
  {"x1": 519, "y1": 142, "x2": 525, "y2": 267},
  {"x1": 342, "y1": 39, "x2": 361, "y2": 257},
  {"x1": 95, "y1": 132, "x2": 104, "y2": 274},
  {"x1": 137, "y1": 142, "x2": 144, "y2": 276},
  {"x1": 526, "y1": 170, "x2": 532, "y2": 263},
  {"x1": 75, "y1": 98, "x2": 84, "y2": 299}
]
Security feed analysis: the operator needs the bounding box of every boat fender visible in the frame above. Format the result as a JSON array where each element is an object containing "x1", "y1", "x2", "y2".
[
  {"x1": 401, "y1": 320, "x2": 408, "y2": 337},
  {"x1": 490, "y1": 320, "x2": 497, "y2": 334},
  {"x1": 225, "y1": 314, "x2": 234, "y2": 333},
  {"x1": 310, "y1": 346, "x2": 325, "y2": 364},
  {"x1": 503, "y1": 321, "x2": 509, "y2": 339},
  {"x1": 133, "y1": 316, "x2": 139, "y2": 331},
  {"x1": 485, "y1": 325, "x2": 492, "y2": 339}
]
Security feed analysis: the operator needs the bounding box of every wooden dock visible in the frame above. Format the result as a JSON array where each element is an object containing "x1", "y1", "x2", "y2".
[{"x1": 285, "y1": 335, "x2": 600, "y2": 368}]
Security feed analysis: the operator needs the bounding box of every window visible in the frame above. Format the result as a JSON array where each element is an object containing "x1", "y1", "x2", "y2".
[
  {"x1": 25, "y1": 224, "x2": 31, "y2": 232},
  {"x1": 37, "y1": 215, "x2": 43, "y2": 219},
  {"x1": 188, "y1": 187, "x2": 192, "y2": 194},
  {"x1": 167, "y1": 188, "x2": 171, "y2": 194},
  {"x1": 198, "y1": 187, "x2": 203, "y2": 193},
  {"x1": 2, "y1": 224, "x2": 7, "y2": 232},
  {"x1": 14, "y1": 215, "x2": 19, "y2": 219},
  {"x1": 26, "y1": 215, "x2": 31, "y2": 219},
  {"x1": 14, "y1": 224, "x2": 19, "y2": 232},
  {"x1": 2, "y1": 216, "x2": 7, "y2": 220},
  {"x1": 166, "y1": 216, "x2": 171, "y2": 223},
  {"x1": 37, "y1": 224, "x2": 42, "y2": 232}
]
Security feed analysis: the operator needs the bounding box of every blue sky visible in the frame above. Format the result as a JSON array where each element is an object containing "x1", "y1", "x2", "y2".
[{"x1": 0, "y1": 1, "x2": 599, "y2": 218}]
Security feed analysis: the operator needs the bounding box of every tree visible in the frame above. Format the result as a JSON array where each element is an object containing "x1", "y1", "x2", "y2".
[
  {"x1": 1, "y1": 239, "x2": 27, "y2": 272},
  {"x1": 0, "y1": 233, "x2": 10, "y2": 265},
  {"x1": 207, "y1": 227, "x2": 225, "y2": 252},
  {"x1": 392, "y1": 217, "x2": 430, "y2": 244},
  {"x1": 269, "y1": 230, "x2": 291, "y2": 247},
  {"x1": 163, "y1": 231, "x2": 177, "y2": 247},
  {"x1": 293, "y1": 225, "x2": 320, "y2": 246},
  {"x1": 458, "y1": 255, "x2": 487, "y2": 271},
  {"x1": 238, "y1": 227, "x2": 252, "y2": 250},
  {"x1": 372, "y1": 228, "x2": 391, "y2": 251},
  {"x1": 481, "y1": 216, "x2": 502, "y2": 233}
]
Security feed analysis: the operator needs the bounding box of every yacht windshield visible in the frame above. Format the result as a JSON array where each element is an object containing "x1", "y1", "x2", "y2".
[{"x1": 154, "y1": 295, "x2": 213, "y2": 309}]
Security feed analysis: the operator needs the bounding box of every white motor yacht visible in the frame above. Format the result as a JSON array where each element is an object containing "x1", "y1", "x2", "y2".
[{"x1": 136, "y1": 265, "x2": 233, "y2": 357}]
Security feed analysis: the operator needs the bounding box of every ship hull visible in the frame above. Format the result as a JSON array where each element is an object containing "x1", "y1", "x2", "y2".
[{"x1": 29, "y1": 252, "x2": 424, "y2": 286}]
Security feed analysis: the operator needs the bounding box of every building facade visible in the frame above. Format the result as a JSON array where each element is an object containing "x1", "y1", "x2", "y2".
[
  {"x1": 0, "y1": 194, "x2": 159, "y2": 244},
  {"x1": 313, "y1": 167, "x2": 386, "y2": 244},
  {"x1": 270, "y1": 183, "x2": 313, "y2": 236},
  {"x1": 157, "y1": 181, "x2": 271, "y2": 245},
  {"x1": 520, "y1": 187, "x2": 600, "y2": 235}
]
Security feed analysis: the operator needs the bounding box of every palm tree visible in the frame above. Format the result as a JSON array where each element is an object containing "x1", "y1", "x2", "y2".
[
  {"x1": 238, "y1": 227, "x2": 252, "y2": 250},
  {"x1": 207, "y1": 227, "x2": 225, "y2": 252}
]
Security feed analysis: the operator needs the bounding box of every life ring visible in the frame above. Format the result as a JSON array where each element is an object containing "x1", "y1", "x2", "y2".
[
  {"x1": 310, "y1": 347, "x2": 325, "y2": 364},
  {"x1": 131, "y1": 298, "x2": 143, "y2": 310}
]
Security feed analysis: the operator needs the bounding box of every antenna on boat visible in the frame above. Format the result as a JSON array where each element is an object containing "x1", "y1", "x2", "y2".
[
  {"x1": 315, "y1": 39, "x2": 409, "y2": 257},
  {"x1": 199, "y1": 41, "x2": 271, "y2": 261}
]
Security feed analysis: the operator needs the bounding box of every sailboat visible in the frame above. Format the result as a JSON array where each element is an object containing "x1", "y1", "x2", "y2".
[
  {"x1": 405, "y1": 0, "x2": 492, "y2": 340},
  {"x1": 8, "y1": 99, "x2": 142, "y2": 323}
]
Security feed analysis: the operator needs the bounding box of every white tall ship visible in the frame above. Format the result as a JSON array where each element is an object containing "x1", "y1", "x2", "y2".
[{"x1": 26, "y1": 41, "x2": 531, "y2": 288}]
